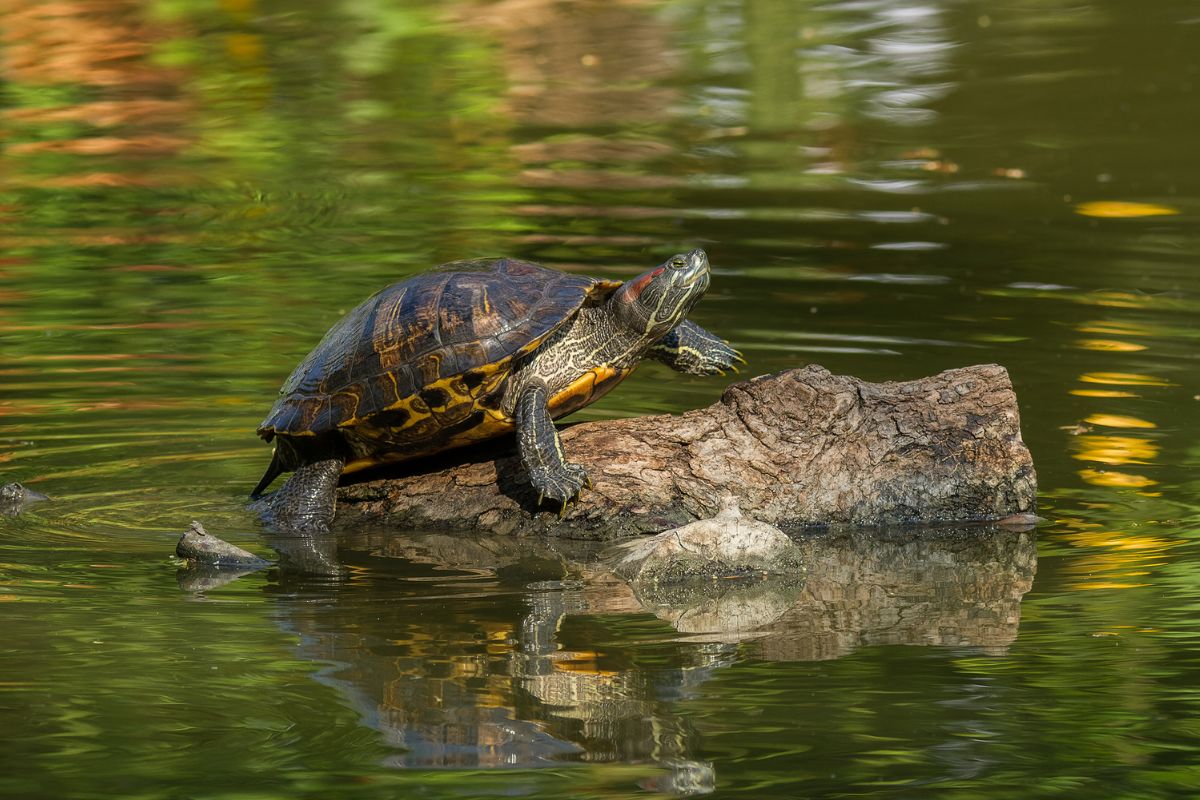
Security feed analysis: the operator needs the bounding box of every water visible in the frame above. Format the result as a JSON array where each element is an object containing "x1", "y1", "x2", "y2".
[{"x1": 2, "y1": 0, "x2": 1199, "y2": 797}]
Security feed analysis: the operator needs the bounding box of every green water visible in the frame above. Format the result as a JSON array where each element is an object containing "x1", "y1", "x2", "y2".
[{"x1": 2, "y1": 0, "x2": 1199, "y2": 797}]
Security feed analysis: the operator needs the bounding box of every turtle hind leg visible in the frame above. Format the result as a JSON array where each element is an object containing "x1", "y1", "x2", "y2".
[
  {"x1": 514, "y1": 380, "x2": 589, "y2": 510},
  {"x1": 250, "y1": 457, "x2": 344, "y2": 533}
]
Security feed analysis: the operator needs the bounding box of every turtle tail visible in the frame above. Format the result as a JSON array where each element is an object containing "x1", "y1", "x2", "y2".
[{"x1": 251, "y1": 448, "x2": 286, "y2": 499}]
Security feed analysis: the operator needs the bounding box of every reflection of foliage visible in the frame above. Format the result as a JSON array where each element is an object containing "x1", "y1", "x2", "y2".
[
  {"x1": 0, "y1": 0, "x2": 521, "y2": 501},
  {"x1": 337, "y1": 0, "x2": 439, "y2": 77},
  {"x1": 2, "y1": 1, "x2": 1200, "y2": 797}
]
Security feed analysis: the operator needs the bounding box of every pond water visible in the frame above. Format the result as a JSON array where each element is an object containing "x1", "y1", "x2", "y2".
[{"x1": 2, "y1": 0, "x2": 1199, "y2": 797}]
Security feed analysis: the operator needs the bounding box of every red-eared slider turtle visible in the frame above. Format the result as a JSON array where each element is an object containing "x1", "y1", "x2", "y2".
[
  {"x1": 251, "y1": 249, "x2": 740, "y2": 531},
  {"x1": 1, "y1": 482, "x2": 49, "y2": 515}
]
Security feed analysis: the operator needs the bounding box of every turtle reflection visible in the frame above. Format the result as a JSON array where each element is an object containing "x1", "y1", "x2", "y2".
[{"x1": 253, "y1": 524, "x2": 1035, "y2": 779}]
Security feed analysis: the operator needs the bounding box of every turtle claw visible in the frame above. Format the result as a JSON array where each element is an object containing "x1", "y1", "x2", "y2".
[
  {"x1": 726, "y1": 350, "x2": 746, "y2": 375},
  {"x1": 528, "y1": 462, "x2": 590, "y2": 515},
  {"x1": 703, "y1": 342, "x2": 744, "y2": 376}
]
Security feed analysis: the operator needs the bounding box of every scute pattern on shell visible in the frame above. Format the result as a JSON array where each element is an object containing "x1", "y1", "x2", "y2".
[{"x1": 258, "y1": 258, "x2": 615, "y2": 440}]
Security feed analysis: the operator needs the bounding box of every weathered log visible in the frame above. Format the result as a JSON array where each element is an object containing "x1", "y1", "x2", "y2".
[{"x1": 337, "y1": 363, "x2": 1037, "y2": 540}]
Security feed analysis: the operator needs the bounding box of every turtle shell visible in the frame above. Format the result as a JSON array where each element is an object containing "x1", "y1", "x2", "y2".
[{"x1": 258, "y1": 258, "x2": 621, "y2": 470}]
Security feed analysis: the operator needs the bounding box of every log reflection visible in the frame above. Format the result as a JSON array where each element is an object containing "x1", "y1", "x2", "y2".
[
  {"x1": 250, "y1": 524, "x2": 1035, "y2": 772},
  {"x1": 756, "y1": 528, "x2": 1037, "y2": 660}
]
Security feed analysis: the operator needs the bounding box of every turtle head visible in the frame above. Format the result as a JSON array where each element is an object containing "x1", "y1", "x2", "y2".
[
  {"x1": 0, "y1": 482, "x2": 49, "y2": 514},
  {"x1": 611, "y1": 249, "x2": 711, "y2": 339}
]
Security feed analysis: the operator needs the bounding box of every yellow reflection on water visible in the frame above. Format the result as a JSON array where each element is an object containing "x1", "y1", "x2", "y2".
[
  {"x1": 1074, "y1": 339, "x2": 1147, "y2": 353},
  {"x1": 1073, "y1": 435, "x2": 1158, "y2": 465},
  {"x1": 1066, "y1": 530, "x2": 1174, "y2": 552},
  {"x1": 1070, "y1": 390, "x2": 1138, "y2": 398},
  {"x1": 1087, "y1": 292, "x2": 1157, "y2": 309},
  {"x1": 1074, "y1": 201, "x2": 1181, "y2": 218},
  {"x1": 553, "y1": 649, "x2": 621, "y2": 677},
  {"x1": 1078, "y1": 372, "x2": 1173, "y2": 387},
  {"x1": 1060, "y1": 525, "x2": 1180, "y2": 592},
  {"x1": 1077, "y1": 321, "x2": 1155, "y2": 337},
  {"x1": 1078, "y1": 468, "x2": 1157, "y2": 488},
  {"x1": 1084, "y1": 413, "x2": 1157, "y2": 429}
]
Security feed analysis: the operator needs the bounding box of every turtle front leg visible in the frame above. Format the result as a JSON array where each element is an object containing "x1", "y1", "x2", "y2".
[
  {"x1": 514, "y1": 380, "x2": 589, "y2": 510},
  {"x1": 649, "y1": 320, "x2": 744, "y2": 376},
  {"x1": 250, "y1": 457, "x2": 344, "y2": 533}
]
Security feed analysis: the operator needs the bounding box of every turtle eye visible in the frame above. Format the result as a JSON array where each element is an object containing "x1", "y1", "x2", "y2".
[{"x1": 670, "y1": 256, "x2": 686, "y2": 268}]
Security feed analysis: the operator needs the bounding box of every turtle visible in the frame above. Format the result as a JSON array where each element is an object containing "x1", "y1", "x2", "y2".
[
  {"x1": 251, "y1": 248, "x2": 741, "y2": 531},
  {"x1": 0, "y1": 482, "x2": 49, "y2": 515}
]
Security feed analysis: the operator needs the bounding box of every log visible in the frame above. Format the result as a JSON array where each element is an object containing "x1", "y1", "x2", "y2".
[{"x1": 336, "y1": 363, "x2": 1037, "y2": 540}]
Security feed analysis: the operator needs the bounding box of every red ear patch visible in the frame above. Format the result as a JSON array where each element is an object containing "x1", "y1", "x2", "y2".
[{"x1": 625, "y1": 265, "x2": 665, "y2": 298}]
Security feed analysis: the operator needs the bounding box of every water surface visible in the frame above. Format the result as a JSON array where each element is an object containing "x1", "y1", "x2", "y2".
[{"x1": 2, "y1": 1, "x2": 1199, "y2": 797}]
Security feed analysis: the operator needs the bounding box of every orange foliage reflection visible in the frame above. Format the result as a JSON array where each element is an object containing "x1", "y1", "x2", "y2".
[{"x1": 1, "y1": 0, "x2": 193, "y2": 191}]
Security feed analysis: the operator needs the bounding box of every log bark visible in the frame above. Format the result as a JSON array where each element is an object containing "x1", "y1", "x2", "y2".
[{"x1": 336, "y1": 363, "x2": 1037, "y2": 540}]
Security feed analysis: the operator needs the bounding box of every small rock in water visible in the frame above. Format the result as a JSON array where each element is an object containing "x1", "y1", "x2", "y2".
[
  {"x1": 176, "y1": 521, "x2": 270, "y2": 569},
  {"x1": 610, "y1": 495, "x2": 804, "y2": 584},
  {"x1": 0, "y1": 482, "x2": 50, "y2": 515}
]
